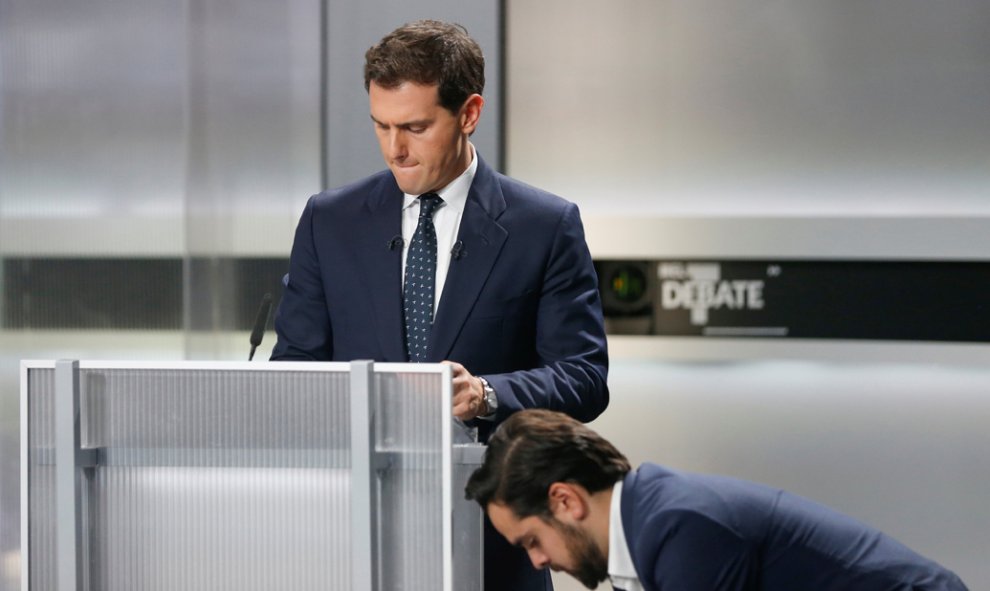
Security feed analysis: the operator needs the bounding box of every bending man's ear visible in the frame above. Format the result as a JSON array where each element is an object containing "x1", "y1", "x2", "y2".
[{"x1": 547, "y1": 482, "x2": 590, "y2": 523}]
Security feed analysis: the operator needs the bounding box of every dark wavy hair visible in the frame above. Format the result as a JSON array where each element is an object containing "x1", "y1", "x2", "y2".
[
  {"x1": 364, "y1": 20, "x2": 485, "y2": 114},
  {"x1": 465, "y1": 409, "x2": 631, "y2": 519}
]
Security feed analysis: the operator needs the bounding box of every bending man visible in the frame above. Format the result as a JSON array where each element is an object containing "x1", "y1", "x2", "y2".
[{"x1": 466, "y1": 409, "x2": 968, "y2": 591}]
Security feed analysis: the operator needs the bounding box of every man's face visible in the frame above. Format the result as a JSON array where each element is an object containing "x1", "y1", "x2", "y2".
[
  {"x1": 368, "y1": 81, "x2": 480, "y2": 196},
  {"x1": 487, "y1": 502, "x2": 609, "y2": 590}
]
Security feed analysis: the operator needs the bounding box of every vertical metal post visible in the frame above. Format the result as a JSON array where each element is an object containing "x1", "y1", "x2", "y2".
[
  {"x1": 350, "y1": 360, "x2": 378, "y2": 590},
  {"x1": 55, "y1": 360, "x2": 84, "y2": 591},
  {"x1": 452, "y1": 444, "x2": 486, "y2": 591},
  {"x1": 439, "y1": 363, "x2": 454, "y2": 591}
]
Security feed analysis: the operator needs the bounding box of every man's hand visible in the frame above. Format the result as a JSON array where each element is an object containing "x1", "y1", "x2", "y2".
[{"x1": 444, "y1": 361, "x2": 488, "y2": 421}]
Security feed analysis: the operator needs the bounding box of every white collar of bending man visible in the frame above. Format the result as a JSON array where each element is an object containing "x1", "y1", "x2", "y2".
[{"x1": 608, "y1": 480, "x2": 645, "y2": 591}]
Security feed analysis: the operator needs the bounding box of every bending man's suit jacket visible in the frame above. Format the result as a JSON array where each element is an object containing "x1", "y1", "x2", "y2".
[
  {"x1": 620, "y1": 463, "x2": 967, "y2": 591},
  {"x1": 271, "y1": 154, "x2": 609, "y2": 591}
]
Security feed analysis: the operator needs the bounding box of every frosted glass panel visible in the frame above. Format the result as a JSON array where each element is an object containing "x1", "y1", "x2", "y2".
[
  {"x1": 26, "y1": 364, "x2": 353, "y2": 591},
  {"x1": 23, "y1": 362, "x2": 477, "y2": 591},
  {"x1": 376, "y1": 371, "x2": 447, "y2": 591},
  {"x1": 80, "y1": 369, "x2": 349, "y2": 460},
  {"x1": 91, "y1": 467, "x2": 349, "y2": 591}
]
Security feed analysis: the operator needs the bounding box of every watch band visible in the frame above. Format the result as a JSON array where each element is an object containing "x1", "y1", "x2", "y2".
[{"x1": 478, "y1": 376, "x2": 498, "y2": 418}]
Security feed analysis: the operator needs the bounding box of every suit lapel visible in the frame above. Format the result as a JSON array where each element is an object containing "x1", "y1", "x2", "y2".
[
  {"x1": 355, "y1": 175, "x2": 407, "y2": 361},
  {"x1": 428, "y1": 157, "x2": 507, "y2": 361}
]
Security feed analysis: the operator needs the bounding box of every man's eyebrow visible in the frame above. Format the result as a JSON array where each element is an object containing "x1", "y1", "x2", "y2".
[{"x1": 369, "y1": 114, "x2": 431, "y2": 129}]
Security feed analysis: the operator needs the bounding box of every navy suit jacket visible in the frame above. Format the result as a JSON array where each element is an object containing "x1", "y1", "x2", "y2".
[
  {"x1": 620, "y1": 464, "x2": 967, "y2": 591},
  {"x1": 271, "y1": 154, "x2": 609, "y2": 590}
]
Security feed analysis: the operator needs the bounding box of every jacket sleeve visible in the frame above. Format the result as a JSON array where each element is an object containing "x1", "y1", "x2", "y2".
[
  {"x1": 270, "y1": 195, "x2": 334, "y2": 361},
  {"x1": 481, "y1": 202, "x2": 609, "y2": 428}
]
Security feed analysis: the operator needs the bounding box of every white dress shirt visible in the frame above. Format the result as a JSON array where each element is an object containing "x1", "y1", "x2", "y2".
[
  {"x1": 400, "y1": 148, "x2": 477, "y2": 313},
  {"x1": 609, "y1": 480, "x2": 645, "y2": 591}
]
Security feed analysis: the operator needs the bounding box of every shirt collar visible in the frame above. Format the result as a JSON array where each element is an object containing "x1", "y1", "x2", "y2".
[
  {"x1": 402, "y1": 144, "x2": 477, "y2": 213},
  {"x1": 609, "y1": 479, "x2": 643, "y2": 588}
]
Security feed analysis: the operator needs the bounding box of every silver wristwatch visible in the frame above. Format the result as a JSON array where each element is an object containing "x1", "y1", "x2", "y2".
[{"x1": 478, "y1": 376, "x2": 498, "y2": 418}]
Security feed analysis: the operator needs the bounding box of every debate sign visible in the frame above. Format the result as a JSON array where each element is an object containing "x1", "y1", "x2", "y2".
[{"x1": 595, "y1": 259, "x2": 990, "y2": 341}]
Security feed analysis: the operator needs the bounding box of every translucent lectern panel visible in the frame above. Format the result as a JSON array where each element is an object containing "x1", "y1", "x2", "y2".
[
  {"x1": 27, "y1": 364, "x2": 354, "y2": 591},
  {"x1": 375, "y1": 370, "x2": 448, "y2": 591},
  {"x1": 24, "y1": 362, "x2": 480, "y2": 591},
  {"x1": 79, "y1": 369, "x2": 350, "y2": 463}
]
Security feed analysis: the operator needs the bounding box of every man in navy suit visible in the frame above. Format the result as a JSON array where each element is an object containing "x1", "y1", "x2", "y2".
[
  {"x1": 467, "y1": 409, "x2": 968, "y2": 591},
  {"x1": 271, "y1": 20, "x2": 609, "y2": 590}
]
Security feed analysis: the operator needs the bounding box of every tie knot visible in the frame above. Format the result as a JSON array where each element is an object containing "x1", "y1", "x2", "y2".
[{"x1": 418, "y1": 193, "x2": 443, "y2": 219}]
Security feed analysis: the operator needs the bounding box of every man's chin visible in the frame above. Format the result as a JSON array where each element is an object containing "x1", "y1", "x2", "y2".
[
  {"x1": 390, "y1": 169, "x2": 424, "y2": 195},
  {"x1": 561, "y1": 567, "x2": 607, "y2": 590},
  {"x1": 574, "y1": 574, "x2": 606, "y2": 590}
]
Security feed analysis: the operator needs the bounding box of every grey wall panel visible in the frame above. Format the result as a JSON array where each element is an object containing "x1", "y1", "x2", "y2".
[
  {"x1": 507, "y1": 0, "x2": 990, "y2": 218},
  {"x1": 0, "y1": 2, "x2": 188, "y2": 219},
  {"x1": 0, "y1": 0, "x2": 322, "y2": 257}
]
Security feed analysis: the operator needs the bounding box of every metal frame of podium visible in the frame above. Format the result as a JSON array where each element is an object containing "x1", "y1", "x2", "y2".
[{"x1": 21, "y1": 360, "x2": 484, "y2": 591}]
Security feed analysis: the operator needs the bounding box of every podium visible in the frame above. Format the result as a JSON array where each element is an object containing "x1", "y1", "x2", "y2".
[{"x1": 21, "y1": 360, "x2": 484, "y2": 591}]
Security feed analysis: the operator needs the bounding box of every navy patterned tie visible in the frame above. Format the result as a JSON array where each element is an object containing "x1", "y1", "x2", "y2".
[{"x1": 403, "y1": 193, "x2": 443, "y2": 362}]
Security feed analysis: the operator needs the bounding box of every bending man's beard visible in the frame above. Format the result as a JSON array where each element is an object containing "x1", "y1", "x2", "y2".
[{"x1": 553, "y1": 519, "x2": 609, "y2": 589}]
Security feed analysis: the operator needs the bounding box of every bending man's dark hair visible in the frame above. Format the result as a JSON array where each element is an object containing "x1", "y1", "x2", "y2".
[
  {"x1": 364, "y1": 19, "x2": 485, "y2": 114},
  {"x1": 465, "y1": 409, "x2": 632, "y2": 519}
]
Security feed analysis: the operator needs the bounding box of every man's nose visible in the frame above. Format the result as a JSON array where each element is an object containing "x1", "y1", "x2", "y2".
[
  {"x1": 527, "y1": 549, "x2": 550, "y2": 570},
  {"x1": 386, "y1": 131, "x2": 406, "y2": 160}
]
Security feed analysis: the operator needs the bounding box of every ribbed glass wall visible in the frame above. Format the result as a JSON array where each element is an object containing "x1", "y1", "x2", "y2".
[{"x1": 0, "y1": 1, "x2": 321, "y2": 589}]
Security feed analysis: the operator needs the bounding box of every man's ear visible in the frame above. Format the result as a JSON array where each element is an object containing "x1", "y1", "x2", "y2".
[
  {"x1": 547, "y1": 482, "x2": 589, "y2": 522},
  {"x1": 459, "y1": 93, "x2": 484, "y2": 135}
]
